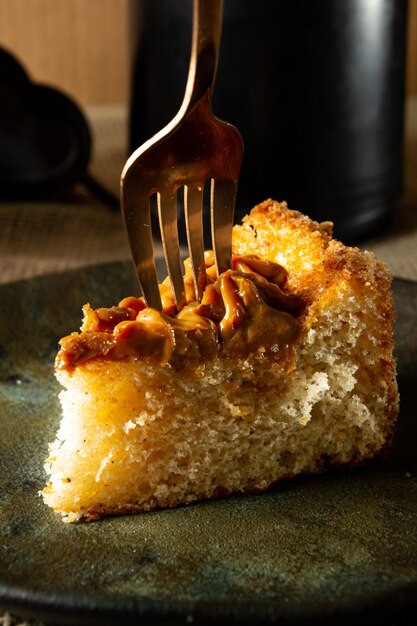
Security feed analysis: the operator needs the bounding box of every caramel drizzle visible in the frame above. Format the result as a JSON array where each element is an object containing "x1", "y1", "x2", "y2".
[{"x1": 56, "y1": 254, "x2": 304, "y2": 371}]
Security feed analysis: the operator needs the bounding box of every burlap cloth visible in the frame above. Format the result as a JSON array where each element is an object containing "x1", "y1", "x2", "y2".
[{"x1": 1, "y1": 100, "x2": 416, "y2": 626}]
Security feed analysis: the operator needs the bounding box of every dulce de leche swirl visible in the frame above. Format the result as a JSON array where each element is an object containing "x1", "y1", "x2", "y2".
[{"x1": 56, "y1": 253, "x2": 304, "y2": 371}]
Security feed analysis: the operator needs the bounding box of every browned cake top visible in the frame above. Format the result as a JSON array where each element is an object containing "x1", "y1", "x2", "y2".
[{"x1": 56, "y1": 253, "x2": 304, "y2": 372}]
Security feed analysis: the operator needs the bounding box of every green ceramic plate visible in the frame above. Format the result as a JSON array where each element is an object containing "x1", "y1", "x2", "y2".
[{"x1": 0, "y1": 263, "x2": 416, "y2": 626}]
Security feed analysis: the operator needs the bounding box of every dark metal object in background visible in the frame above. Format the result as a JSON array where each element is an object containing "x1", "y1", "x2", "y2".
[
  {"x1": 0, "y1": 47, "x2": 119, "y2": 208},
  {"x1": 129, "y1": 0, "x2": 408, "y2": 241},
  {"x1": 0, "y1": 47, "x2": 91, "y2": 199}
]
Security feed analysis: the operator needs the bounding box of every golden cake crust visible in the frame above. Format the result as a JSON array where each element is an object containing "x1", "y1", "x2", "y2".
[{"x1": 234, "y1": 200, "x2": 395, "y2": 370}]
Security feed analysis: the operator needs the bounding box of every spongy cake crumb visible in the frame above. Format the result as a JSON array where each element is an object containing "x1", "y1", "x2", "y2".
[{"x1": 42, "y1": 200, "x2": 398, "y2": 522}]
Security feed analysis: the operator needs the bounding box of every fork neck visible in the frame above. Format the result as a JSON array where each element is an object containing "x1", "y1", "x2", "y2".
[{"x1": 181, "y1": 0, "x2": 224, "y2": 116}]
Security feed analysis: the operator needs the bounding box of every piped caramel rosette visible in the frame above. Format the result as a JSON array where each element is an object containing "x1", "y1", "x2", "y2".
[{"x1": 56, "y1": 253, "x2": 304, "y2": 371}]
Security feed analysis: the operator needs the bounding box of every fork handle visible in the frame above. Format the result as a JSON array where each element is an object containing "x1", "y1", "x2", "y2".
[{"x1": 182, "y1": 0, "x2": 224, "y2": 114}]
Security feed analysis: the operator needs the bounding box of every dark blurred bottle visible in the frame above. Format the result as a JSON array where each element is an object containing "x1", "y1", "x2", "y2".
[{"x1": 129, "y1": 0, "x2": 407, "y2": 241}]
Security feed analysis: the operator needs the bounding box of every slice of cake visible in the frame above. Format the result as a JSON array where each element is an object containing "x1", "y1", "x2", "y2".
[{"x1": 42, "y1": 200, "x2": 398, "y2": 522}]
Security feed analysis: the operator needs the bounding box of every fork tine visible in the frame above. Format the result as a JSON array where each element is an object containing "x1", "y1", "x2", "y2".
[
  {"x1": 120, "y1": 190, "x2": 162, "y2": 311},
  {"x1": 184, "y1": 184, "x2": 207, "y2": 301},
  {"x1": 210, "y1": 178, "x2": 237, "y2": 275},
  {"x1": 157, "y1": 190, "x2": 186, "y2": 310}
]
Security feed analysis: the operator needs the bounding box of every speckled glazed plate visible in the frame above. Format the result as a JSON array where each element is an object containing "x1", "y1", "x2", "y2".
[{"x1": 0, "y1": 263, "x2": 416, "y2": 626}]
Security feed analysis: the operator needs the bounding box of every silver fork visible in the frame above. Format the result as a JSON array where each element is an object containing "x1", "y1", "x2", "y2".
[{"x1": 120, "y1": 0, "x2": 243, "y2": 312}]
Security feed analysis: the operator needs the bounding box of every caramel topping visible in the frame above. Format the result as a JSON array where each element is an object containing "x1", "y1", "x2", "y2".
[
  {"x1": 56, "y1": 254, "x2": 304, "y2": 371},
  {"x1": 217, "y1": 271, "x2": 299, "y2": 356}
]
